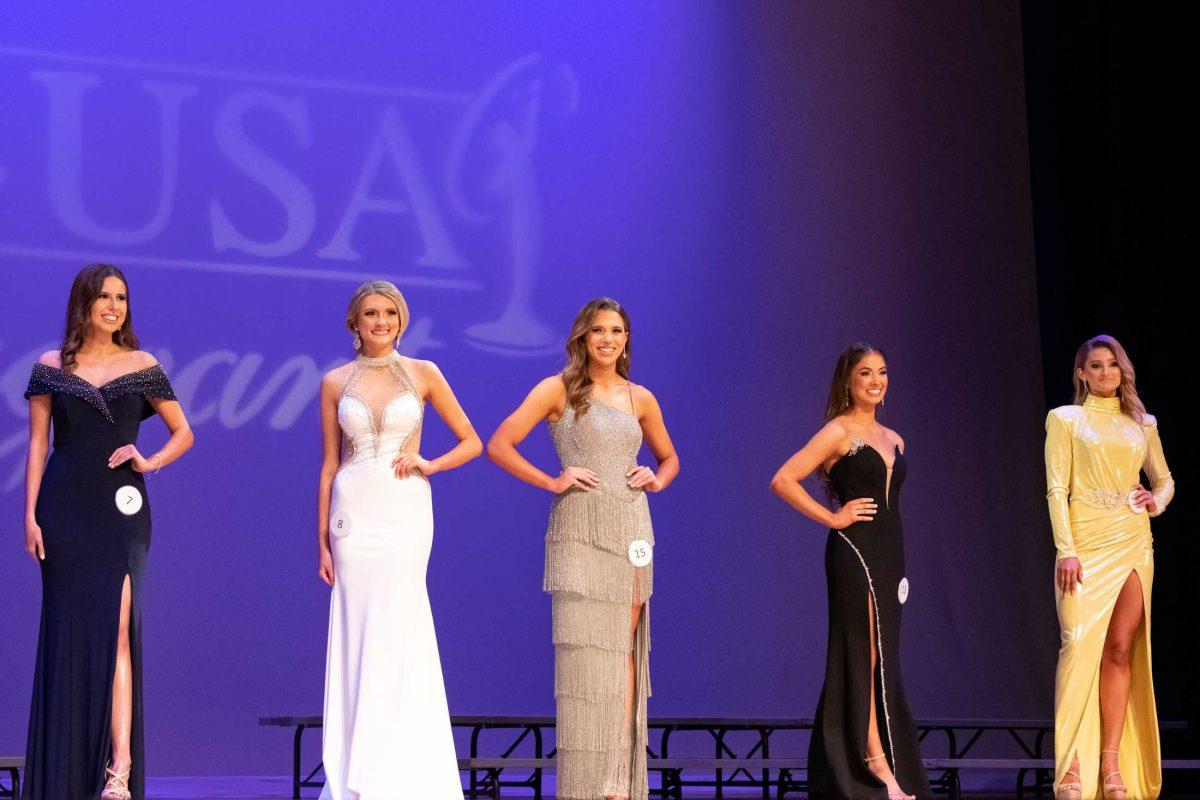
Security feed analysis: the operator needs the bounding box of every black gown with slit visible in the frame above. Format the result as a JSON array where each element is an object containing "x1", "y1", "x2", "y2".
[
  {"x1": 22, "y1": 362, "x2": 176, "y2": 800},
  {"x1": 807, "y1": 441, "x2": 932, "y2": 800}
]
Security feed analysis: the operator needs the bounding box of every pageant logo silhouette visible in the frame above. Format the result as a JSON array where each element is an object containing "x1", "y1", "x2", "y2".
[{"x1": 0, "y1": 46, "x2": 579, "y2": 356}]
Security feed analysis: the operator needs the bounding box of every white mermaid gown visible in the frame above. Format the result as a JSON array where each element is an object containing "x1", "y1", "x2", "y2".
[{"x1": 320, "y1": 351, "x2": 463, "y2": 800}]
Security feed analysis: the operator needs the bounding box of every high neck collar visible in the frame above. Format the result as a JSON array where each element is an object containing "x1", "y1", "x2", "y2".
[
  {"x1": 1083, "y1": 394, "x2": 1122, "y2": 413},
  {"x1": 356, "y1": 350, "x2": 399, "y2": 367}
]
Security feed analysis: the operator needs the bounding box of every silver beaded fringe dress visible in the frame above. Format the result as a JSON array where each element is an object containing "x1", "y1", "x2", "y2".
[{"x1": 545, "y1": 386, "x2": 653, "y2": 800}]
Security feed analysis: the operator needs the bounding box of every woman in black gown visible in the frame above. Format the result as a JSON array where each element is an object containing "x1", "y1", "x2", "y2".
[
  {"x1": 22, "y1": 264, "x2": 193, "y2": 800},
  {"x1": 770, "y1": 342, "x2": 930, "y2": 800}
]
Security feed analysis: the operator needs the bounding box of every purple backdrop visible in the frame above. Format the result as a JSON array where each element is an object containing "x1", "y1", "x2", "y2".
[{"x1": 1, "y1": 1, "x2": 1054, "y2": 776}]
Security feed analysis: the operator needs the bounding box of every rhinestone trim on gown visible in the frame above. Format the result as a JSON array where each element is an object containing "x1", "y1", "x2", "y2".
[{"x1": 320, "y1": 352, "x2": 462, "y2": 800}]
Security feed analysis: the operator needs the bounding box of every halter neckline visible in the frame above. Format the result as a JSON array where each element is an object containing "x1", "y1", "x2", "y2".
[{"x1": 355, "y1": 350, "x2": 400, "y2": 367}]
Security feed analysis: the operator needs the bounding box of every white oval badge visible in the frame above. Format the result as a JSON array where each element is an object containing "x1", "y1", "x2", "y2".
[
  {"x1": 628, "y1": 539, "x2": 652, "y2": 568},
  {"x1": 898, "y1": 577, "x2": 910, "y2": 605},
  {"x1": 115, "y1": 485, "x2": 143, "y2": 516},
  {"x1": 330, "y1": 511, "x2": 352, "y2": 539},
  {"x1": 1127, "y1": 489, "x2": 1146, "y2": 514}
]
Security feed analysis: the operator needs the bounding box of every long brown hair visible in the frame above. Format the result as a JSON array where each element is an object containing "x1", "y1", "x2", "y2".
[
  {"x1": 60, "y1": 264, "x2": 140, "y2": 372},
  {"x1": 823, "y1": 341, "x2": 886, "y2": 422},
  {"x1": 1072, "y1": 334, "x2": 1147, "y2": 424},
  {"x1": 817, "y1": 342, "x2": 886, "y2": 495},
  {"x1": 561, "y1": 297, "x2": 631, "y2": 415}
]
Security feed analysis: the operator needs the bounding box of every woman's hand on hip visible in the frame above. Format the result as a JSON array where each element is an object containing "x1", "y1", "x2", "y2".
[
  {"x1": 626, "y1": 465, "x2": 662, "y2": 492},
  {"x1": 1131, "y1": 483, "x2": 1156, "y2": 514},
  {"x1": 109, "y1": 444, "x2": 154, "y2": 472},
  {"x1": 392, "y1": 451, "x2": 436, "y2": 479},
  {"x1": 551, "y1": 466, "x2": 599, "y2": 494},
  {"x1": 830, "y1": 498, "x2": 876, "y2": 529}
]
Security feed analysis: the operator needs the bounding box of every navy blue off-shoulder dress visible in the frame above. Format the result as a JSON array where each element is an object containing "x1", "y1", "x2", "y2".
[{"x1": 22, "y1": 362, "x2": 176, "y2": 800}]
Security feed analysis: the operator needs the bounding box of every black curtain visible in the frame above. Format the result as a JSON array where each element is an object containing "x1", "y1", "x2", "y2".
[{"x1": 1022, "y1": 0, "x2": 1197, "y2": 784}]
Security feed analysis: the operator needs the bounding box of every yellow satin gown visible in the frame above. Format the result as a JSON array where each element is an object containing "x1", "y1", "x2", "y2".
[{"x1": 1045, "y1": 394, "x2": 1174, "y2": 799}]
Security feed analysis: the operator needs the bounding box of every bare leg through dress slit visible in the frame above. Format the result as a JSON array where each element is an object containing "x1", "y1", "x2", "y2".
[
  {"x1": 864, "y1": 591, "x2": 913, "y2": 799},
  {"x1": 1099, "y1": 571, "x2": 1146, "y2": 795},
  {"x1": 111, "y1": 574, "x2": 134, "y2": 770}
]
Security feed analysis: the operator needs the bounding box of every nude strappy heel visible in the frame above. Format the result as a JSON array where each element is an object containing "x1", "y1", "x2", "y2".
[
  {"x1": 1101, "y1": 750, "x2": 1129, "y2": 800},
  {"x1": 865, "y1": 753, "x2": 915, "y2": 800},
  {"x1": 1056, "y1": 769, "x2": 1082, "y2": 800},
  {"x1": 101, "y1": 762, "x2": 131, "y2": 800}
]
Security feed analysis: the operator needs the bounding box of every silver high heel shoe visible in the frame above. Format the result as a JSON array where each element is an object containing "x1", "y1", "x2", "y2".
[
  {"x1": 101, "y1": 761, "x2": 131, "y2": 800},
  {"x1": 865, "y1": 752, "x2": 915, "y2": 800}
]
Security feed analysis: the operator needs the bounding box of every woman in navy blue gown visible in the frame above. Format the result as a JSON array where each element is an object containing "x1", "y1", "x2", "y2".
[{"x1": 21, "y1": 264, "x2": 193, "y2": 800}]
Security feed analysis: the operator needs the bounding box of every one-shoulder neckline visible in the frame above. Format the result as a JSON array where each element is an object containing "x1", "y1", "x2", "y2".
[
  {"x1": 588, "y1": 397, "x2": 636, "y2": 418},
  {"x1": 35, "y1": 362, "x2": 161, "y2": 391}
]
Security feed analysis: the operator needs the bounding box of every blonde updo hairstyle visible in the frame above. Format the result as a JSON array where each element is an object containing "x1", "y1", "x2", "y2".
[{"x1": 345, "y1": 280, "x2": 410, "y2": 345}]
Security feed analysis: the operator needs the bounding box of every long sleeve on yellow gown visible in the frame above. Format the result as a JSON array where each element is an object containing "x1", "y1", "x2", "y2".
[{"x1": 1045, "y1": 394, "x2": 1174, "y2": 799}]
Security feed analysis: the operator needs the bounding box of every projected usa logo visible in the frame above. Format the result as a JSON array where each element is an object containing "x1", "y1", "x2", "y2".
[{"x1": 0, "y1": 47, "x2": 579, "y2": 356}]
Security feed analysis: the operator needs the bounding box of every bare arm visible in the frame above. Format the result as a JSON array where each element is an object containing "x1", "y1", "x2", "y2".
[
  {"x1": 417, "y1": 361, "x2": 482, "y2": 474},
  {"x1": 141, "y1": 398, "x2": 195, "y2": 468},
  {"x1": 24, "y1": 395, "x2": 51, "y2": 560},
  {"x1": 770, "y1": 420, "x2": 877, "y2": 530},
  {"x1": 108, "y1": 352, "x2": 195, "y2": 472},
  {"x1": 487, "y1": 376, "x2": 595, "y2": 493},
  {"x1": 316, "y1": 370, "x2": 344, "y2": 585},
  {"x1": 627, "y1": 387, "x2": 679, "y2": 492}
]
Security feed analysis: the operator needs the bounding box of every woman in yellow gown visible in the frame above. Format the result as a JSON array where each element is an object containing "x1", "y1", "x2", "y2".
[{"x1": 1046, "y1": 335, "x2": 1174, "y2": 800}]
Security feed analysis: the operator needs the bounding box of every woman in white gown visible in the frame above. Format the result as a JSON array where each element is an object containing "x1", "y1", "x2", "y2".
[{"x1": 316, "y1": 280, "x2": 482, "y2": 800}]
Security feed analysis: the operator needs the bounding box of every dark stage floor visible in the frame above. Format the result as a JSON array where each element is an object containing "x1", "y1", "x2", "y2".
[{"x1": 132, "y1": 776, "x2": 1200, "y2": 800}]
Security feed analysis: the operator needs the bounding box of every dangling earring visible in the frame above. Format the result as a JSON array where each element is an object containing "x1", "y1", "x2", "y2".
[
  {"x1": 393, "y1": 336, "x2": 401, "y2": 351},
  {"x1": 623, "y1": 347, "x2": 629, "y2": 361},
  {"x1": 880, "y1": 395, "x2": 886, "y2": 406},
  {"x1": 352, "y1": 330, "x2": 362, "y2": 352}
]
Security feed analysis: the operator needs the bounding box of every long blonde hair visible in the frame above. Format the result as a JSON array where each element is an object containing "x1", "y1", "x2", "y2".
[
  {"x1": 344, "y1": 280, "x2": 410, "y2": 345},
  {"x1": 561, "y1": 298, "x2": 631, "y2": 415},
  {"x1": 1072, "y1": 334, "x2": 1147, "y2": 424}
]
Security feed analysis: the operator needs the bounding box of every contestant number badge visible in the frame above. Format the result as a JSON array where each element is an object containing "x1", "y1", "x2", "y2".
[
  {"x1": 628, "y1": 539, "x2": 653, "y2": 567},
  {"x1": 115, "y1": 486, "x2": 143, "y2": 516},
  {"x1": 331, "y1": 511, "x2": 352, "y2": 539}
]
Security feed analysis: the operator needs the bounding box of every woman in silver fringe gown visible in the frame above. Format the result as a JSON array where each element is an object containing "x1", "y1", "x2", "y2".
[{"x1": 488, "y1": 298, "x2": 679, "y2": 800}]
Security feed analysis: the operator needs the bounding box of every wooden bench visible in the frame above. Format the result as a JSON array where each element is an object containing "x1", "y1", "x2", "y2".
[{"x1": 0, "y1": 757, "x2": 22, "y2": 800}]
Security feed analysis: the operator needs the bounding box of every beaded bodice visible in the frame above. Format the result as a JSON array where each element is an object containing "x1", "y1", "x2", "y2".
[
  {"x1": 549, "y1": 391, "x2": 642, "y2": 502},
  {"x1": 25, "y1": 362, "x2": 176, "y2": 451},
  {"x1": 25, "y1": 363, "x2": 176, "y2": 426},
  {"x1": 336, "y1": 352, "x2": 423, "y2": 471}
]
